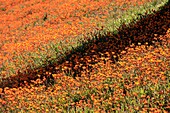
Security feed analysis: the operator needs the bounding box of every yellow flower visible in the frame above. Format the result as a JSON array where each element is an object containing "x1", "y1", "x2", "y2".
[{"x1": 135, "y1": 81, "x2": 140, "y2": 85}]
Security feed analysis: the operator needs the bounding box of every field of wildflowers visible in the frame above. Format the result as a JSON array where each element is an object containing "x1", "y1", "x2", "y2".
[{"x1": 0, "y1": 0, "x2": 169, "y2": 112}]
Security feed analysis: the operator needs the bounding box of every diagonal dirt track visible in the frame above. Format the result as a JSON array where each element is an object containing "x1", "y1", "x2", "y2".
[{"x1": 0, "y1": 1, "x2": 169, "y2": 89}]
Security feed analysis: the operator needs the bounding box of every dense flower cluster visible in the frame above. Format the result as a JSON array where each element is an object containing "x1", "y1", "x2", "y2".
[
  {"x1": 0, "y1": 29, "x2": 169, "y2": 112},
  {"x1": 0, "y1": 0, "x2": 169, "y2": 112},
  {"x1": 0, "y1": 0, "x2": 152, "y2": 77}
]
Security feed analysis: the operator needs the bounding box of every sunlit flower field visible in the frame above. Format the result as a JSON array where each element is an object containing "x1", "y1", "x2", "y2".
[{"x1": 0, "y1": 0, "x2": 169, "y2": 112}]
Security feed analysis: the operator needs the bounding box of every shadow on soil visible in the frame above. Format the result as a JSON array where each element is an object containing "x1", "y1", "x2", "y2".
[{"x1": 0, "y1": 1, "x2": 169, "y2": 89}]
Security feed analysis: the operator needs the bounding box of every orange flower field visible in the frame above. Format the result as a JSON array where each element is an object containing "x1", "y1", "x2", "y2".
[
  {"x1": 0, "y1": 0, "x2": 169, "y2": 112},
  {"x1": 0, "y1": 0, "x2": 154, "y2": 77}
]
